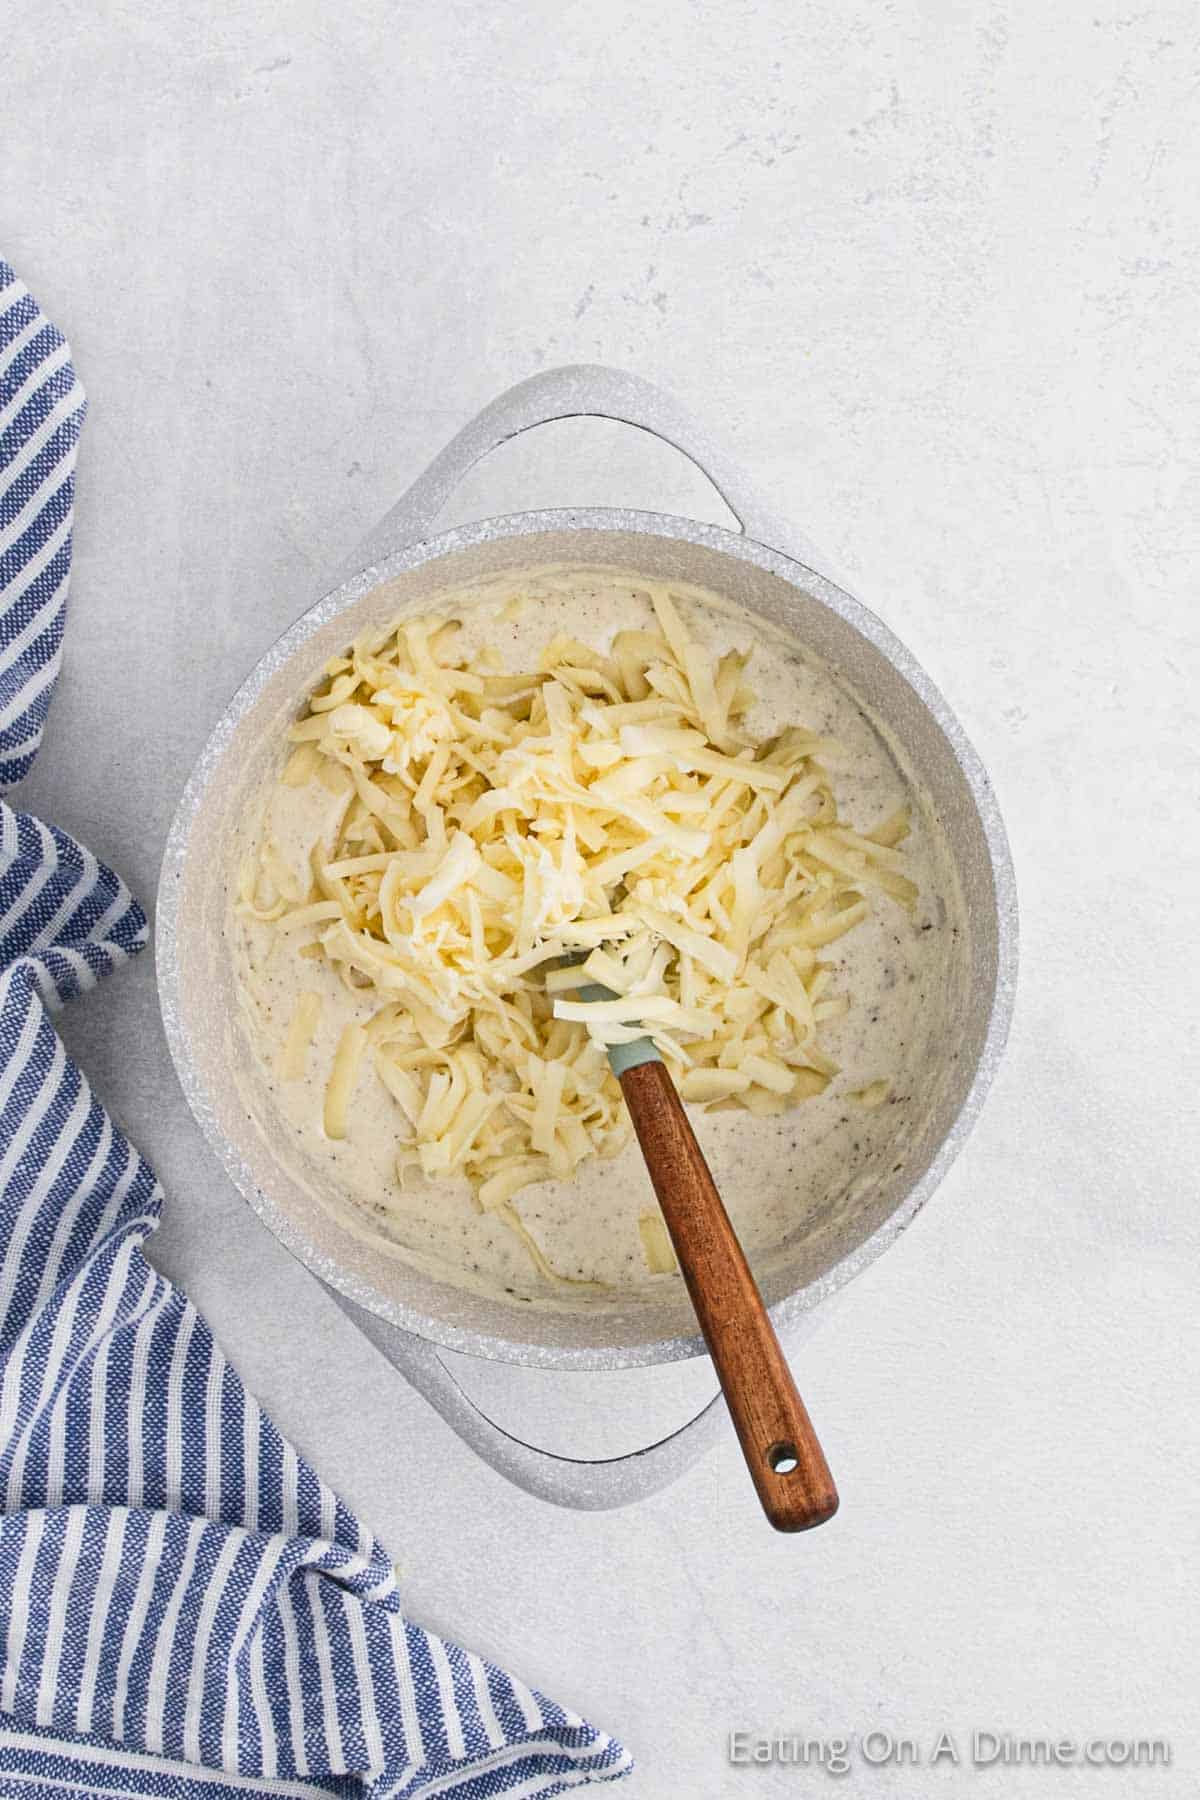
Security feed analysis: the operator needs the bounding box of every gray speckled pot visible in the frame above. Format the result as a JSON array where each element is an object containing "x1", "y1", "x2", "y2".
[{"x1": 157, "y1": 366, "x2": 1017, "y2": 1510}]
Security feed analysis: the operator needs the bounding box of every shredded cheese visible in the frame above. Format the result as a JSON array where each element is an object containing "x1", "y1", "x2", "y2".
[
  {"x1": 242, "y1": 585, "x2": 914, "y2": 1249},
  {"x1": 638, "y1": 1210, "x2": 679, "y2": 1275},
  {"x1": 324, "y1": 1022, "x2": 367, "y2": 1140},
  {"x1": 277, "y1": 991, "x2": 322, "y2": 1082}
]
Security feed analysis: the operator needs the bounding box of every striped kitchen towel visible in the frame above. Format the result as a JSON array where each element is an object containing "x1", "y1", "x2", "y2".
[{"x1": 0, "y1": 257, "x2": 632, "y2": 1799}]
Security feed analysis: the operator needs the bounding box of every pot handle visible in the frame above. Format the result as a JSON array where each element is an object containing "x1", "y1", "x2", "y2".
[
  {"x1": 349, "y1": 363, "x2": 833, "y2": 578},
  {"x1": 326, "y1": 1286, "x2": 727, "y2": 1510}
]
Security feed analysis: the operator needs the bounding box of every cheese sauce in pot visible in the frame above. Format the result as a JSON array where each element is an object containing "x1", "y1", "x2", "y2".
[{"x1": 232, "y1": 569, "x2": 964, "y2": 1312}]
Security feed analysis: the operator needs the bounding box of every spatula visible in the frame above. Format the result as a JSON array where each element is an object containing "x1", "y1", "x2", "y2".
[{"x1": 575, "y1": 977, "x2": 838, "y2": 1533}]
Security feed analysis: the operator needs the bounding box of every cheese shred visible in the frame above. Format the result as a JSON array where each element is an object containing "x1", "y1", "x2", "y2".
[{"x1": 244, "y1": 584, "x2": 914, "y2": 1261}]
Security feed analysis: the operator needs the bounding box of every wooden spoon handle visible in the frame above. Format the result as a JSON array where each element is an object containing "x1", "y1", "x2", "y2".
[{"x1": 618, "y1": 1058, "x2": 838, "y2": 1532}]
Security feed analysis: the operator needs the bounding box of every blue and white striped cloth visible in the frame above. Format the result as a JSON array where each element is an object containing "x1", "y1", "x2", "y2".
[{"x1": 0, "y1": 257, "x2": 631, "y2": 1800}]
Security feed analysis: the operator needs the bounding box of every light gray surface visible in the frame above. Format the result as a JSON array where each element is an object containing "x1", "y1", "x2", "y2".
[{"x1": 3, "y1": 4, "x2": 1198, "y2": 1796}]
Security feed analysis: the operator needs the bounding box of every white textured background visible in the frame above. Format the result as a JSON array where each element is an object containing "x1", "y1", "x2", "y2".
[{"x1": 4, "y1": 3, "x2": 1199, "y2": 1795}]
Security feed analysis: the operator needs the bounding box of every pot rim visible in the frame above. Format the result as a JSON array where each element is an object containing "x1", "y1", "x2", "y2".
[{"x1": 157, "y1": 505, "x2": 1018, "y2": 1370}]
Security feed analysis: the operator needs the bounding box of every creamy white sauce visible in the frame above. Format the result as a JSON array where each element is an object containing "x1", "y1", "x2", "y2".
[{"x1": 232, "y1": 568, "x2": 964, "y2": 1310}]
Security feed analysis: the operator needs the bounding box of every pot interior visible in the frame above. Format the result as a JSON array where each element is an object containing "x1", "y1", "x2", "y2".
[{"x1": 161, "y1": 520, "x2": 1003, "y2": 1364}]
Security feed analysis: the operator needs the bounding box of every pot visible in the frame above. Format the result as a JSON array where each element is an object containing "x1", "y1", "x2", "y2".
[{"x1": 157, "y1": 365, "x2": 1017, "y2": 1509}]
